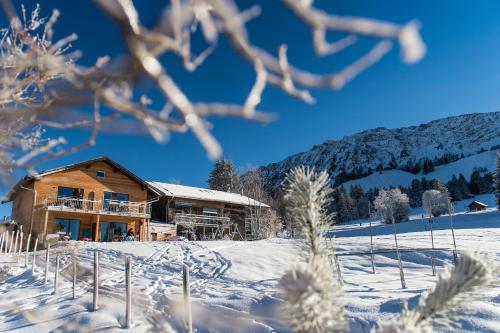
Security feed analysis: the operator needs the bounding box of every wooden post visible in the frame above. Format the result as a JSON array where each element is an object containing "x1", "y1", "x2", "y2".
[
  {"x1": 42, "y1": 209, "x2": 49, "y2": 245},
  {"x1": 94, "y1": 215, "x2": 101, "y2": 242},
  {"x1": 25, "y1": 234, "x2": 32, "y2": 267},
  {"x1": 32, "y1": 238, "x2": 38, "y2": 272},
  {"x1": 147, "y1": 219, "x2": 151, "y2": 241},
  {"x1": 0, "y1": 232, "x2": 4, "y2": 253},
  {"x1": 9, "y1": 230, "x2": 16, "y2": 256},
  {"x1": 93, "y1": 250, "x2": 99, "y2": 311},
  {"x1": 125, "y1": 256, "x2": 132, "y2": 328},
  {"x1": 369, "y1": 218, "x2": 376, "y2": 274},
  {"x1": 391, "y1": 219, "x2": 406, "y2": 289},
  {"x1": 429, "y1": 217, "x2": 436, "y2": 276},
  {"x1": 333, "y1": 254, "x2": 343, "y2": 285},
  {"x1": 44, "y1": 244, "x2": 50, "y2": 284},
  {"x1": 17, "y1": 231, "x2": 23, "y2": 261},
  {"x1": 4, "y1": 231, "x2": 9, "y2": 254},
  {"x1": 54, "y1": 255, "x2": 60, "y2": 294},
  {"x1": 13, "y1": 230, "x2": 19, "y2": 257},
  {"x1": 73, "y1": 255, "x2": 77, "y2": 300},
  {"x1": 448, "y1": 203, "x2": 458, "y2": 263},
  {"x1": 183, "y1": 264, "x2": 193, "y2": 333}
]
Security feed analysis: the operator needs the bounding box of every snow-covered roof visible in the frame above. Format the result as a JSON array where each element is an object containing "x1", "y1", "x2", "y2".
[
  {"x1": 468, "y1": 201, "x2": 487, "y2": 207},
  {"x1": 147, "y1": 181, "x2": 270, "y2": 208}
]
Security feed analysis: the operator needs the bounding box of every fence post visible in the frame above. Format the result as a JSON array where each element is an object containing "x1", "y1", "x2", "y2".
[
  {"x1": 44, "y1": 244, "x2": 50, "y2": 284},
  {"x1": 13, "y1": 230, "x2": 19, "y2": 257},
  {"x1": 73, "y1": 255, "x2": 77, "y2": 300},
  {"x1": 32, "y1": 238, "x2": 38, "y2": 272},
  {"x1": 25, "y1": 234, "x2": 31, "y2": 267},
  {"x1": 17, "y1": 231, "x2": 23, "y2": 261},
  {"x1": 93, "y1": 250, "x2": 99, "y2": 311},
  {"x1": 54, "y1": 255, "x2": 60, "y2": 294},
  {"x1": 0, "y1": 232, "x2": 4, "y2": 253},
  {"x1": 125, "y1": 256, "x2": 132, "y2": 328},
  {"x1": 333, "y1": 254, "x2": 344, "y2": 285},
  {"x1": 448, "y1": 204, "x2": 458, "y2": 263},
  {"x1": 429, "y1": 217, "x2": 436, "y2": 276},
  {"x1": 4, "y1": 231, "x2": 9, "y2": 254},
  {"x1": 391, "y1": 219, "x2": 406, "y2": 289},
  {"x1": 369, "y1": 219, "x2": 376, "y2": 274},
  {"x1": 9, "y1": 230, "x2": 15, "y2": 256},
  {"x1": 183, "y1": 264, "x2": 193, "y2": 333}
]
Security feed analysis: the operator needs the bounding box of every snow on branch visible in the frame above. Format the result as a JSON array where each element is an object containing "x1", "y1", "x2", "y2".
[
  {"x1": 0, "y1": 0, "x2": 425, "y2": 182},
  {"x1": 279, "y1": 167, "x2": 346, "y2": 333}
]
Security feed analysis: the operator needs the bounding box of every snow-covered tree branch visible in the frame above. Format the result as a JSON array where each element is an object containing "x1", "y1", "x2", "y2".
[{"x1": 0, "y1": 0, "x2": 425, "y2": 183}]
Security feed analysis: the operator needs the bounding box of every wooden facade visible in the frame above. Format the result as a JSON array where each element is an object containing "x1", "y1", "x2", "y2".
[
  {"x1": 4, "y1": 157, "x2": 162, "y2": 246},
  {"x1": 148, "y1": 184, "x2": 268, "y2": 241}
]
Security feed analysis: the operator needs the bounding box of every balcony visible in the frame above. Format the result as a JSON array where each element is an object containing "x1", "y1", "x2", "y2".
[
  {"x1": 38, "y1": 196, "x2": 151, "y2": 218},
  {"x1": 174, "y1": 213, "x2": 231, "y2": 227}
]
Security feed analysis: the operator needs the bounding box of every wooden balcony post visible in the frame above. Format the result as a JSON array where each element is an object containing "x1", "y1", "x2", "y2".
[
  {"x1": 94, "y1": 215, "x2": 101, "y2": 242},
  {"x1": 42, "y1": 209, "x2": 49, "y2": 246}
]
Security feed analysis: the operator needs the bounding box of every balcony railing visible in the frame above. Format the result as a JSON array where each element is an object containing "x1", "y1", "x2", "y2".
[
  {"x1": 174, "y1": 213, "x2": 231, "y2": 226},
  {"x1": 39, "y1": 196, "x2": 151, "y2": 218}
]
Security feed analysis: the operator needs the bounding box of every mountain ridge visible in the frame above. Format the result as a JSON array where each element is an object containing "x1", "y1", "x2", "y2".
[{"x1": 259, "y1": 112, "x2": 500, "y2": 191}]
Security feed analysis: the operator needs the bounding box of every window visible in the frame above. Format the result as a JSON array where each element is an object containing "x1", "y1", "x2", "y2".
[
  {"x1": 203, "y1": 207, "x2": 218, "y2": 215},
  {"x1": 100, "y1": 222, "x2": 128, "y2": 242},
  {"x1": 57, "y1": 186, "x2": 83, "y2": 199},
  {"x1": 55, "y1": 218, "x2": 80, "y2": 240},
  {"x1": 96, "y1": 170, "x2": 106, "y2": 178},
  {"x1": 103, "y1": 191, "x2": 130, "y2": 212}
]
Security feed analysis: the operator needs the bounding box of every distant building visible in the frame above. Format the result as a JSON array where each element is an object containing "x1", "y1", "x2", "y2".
[
  {"x1": 147, "y1": 182, "x2": 270, "y2": 241},
  {"x1": 467, "y1": 201, "x2": 487, "y2": 212}
]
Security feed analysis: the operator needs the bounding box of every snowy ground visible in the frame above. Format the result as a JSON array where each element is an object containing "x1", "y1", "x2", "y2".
[{"x1": 0, "y1": 201, "x2": 499, "y2": 332}]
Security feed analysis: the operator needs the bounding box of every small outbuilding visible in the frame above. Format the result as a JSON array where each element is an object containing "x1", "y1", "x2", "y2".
[{"x1": 467, "y1": 201, "x2": 487, "y2": 212}]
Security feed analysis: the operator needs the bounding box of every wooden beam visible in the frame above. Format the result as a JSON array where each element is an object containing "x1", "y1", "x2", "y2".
[
  {"x1": 42, "y1": 209, "x2": 49, "y2": 246},
  {"x1": 94, "y1": 214, "x2": 101, "y2": 242}
]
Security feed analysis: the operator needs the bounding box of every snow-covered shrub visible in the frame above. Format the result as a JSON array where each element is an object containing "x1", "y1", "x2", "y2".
[
  {"x1": 374, "y1": 189, "x2": 410, "y2": 223},
  {"x1": 278, "y1": 167, "x2": 346, "y2": 332},
  {"x1": 422, "y1": 189, "x2": 450, "y2": 217}
]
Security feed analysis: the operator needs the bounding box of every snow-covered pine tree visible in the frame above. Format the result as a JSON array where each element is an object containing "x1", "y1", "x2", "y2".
[
  {"x1": 279, "y1": 167, "x2": 346, "y2": 333},
  {"x1": 207, "y1": 159, "x2": 240, "y2": 192}
]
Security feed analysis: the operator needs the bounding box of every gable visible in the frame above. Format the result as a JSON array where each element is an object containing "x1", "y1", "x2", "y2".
[{"x1": 3, "y1": 156, "x2": 159, "y2": 203}]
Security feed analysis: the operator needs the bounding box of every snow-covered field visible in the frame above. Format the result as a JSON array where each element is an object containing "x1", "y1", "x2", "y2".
[{"x1": 0, "y1": 202, "x2": 499, "y2": 332}]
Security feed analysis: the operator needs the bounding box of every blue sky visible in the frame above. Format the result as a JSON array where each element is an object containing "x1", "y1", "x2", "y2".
[{"x1": 2, "y1": 1, "x2": 500, "y2": 216}]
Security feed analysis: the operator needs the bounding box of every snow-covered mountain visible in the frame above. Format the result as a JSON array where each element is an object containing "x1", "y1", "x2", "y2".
[
  {"x1": 343, "y1": 150, "x2": 498, "y2": 191},
  {"x1": 260, "y1": 112, "x2": 500, "y2": 191}
]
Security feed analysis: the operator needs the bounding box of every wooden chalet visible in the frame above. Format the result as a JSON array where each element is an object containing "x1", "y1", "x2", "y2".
[
  {"x1": 147, "y1": 182, "x2": 270, "y2": 240},
  {"x1": 467, "y1": 201, "x2": 487, "y2": 212},
  {"x1": 2, "y1": 157, "x2": 160, "y2": 246},
  {"x1": 2, "y1": 156, "x2": 270, "y2": 245}
]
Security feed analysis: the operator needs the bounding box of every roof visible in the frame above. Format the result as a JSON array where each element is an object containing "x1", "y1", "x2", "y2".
[
  {"x1": 147, "y1": 181, "x2": 270, "y2": 208},
  {"x1": 2, "y1": 156, "x2": 160, "y2": 203},
  {"x1": 468, "y1": 201, "x2": 487, "y2": 207}
]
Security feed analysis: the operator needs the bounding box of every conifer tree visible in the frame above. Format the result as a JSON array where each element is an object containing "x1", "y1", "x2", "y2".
[{"x1": 208, "y1": 159, "x2": 240, "y2": 192}]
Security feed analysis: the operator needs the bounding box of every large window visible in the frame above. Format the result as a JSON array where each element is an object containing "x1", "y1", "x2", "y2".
[
  {"x1": 103, "y1": 192, "x2": 129, "y2": 212},
  {"x1": 100, "y1": 222, "x2": 128, "y2": 242},
  {"x1": 55, "y1": 218, "x2": 80, "y2": 240},
  {"x1": 57, "y1": 186, "x2": 83, "y2": 199}
]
